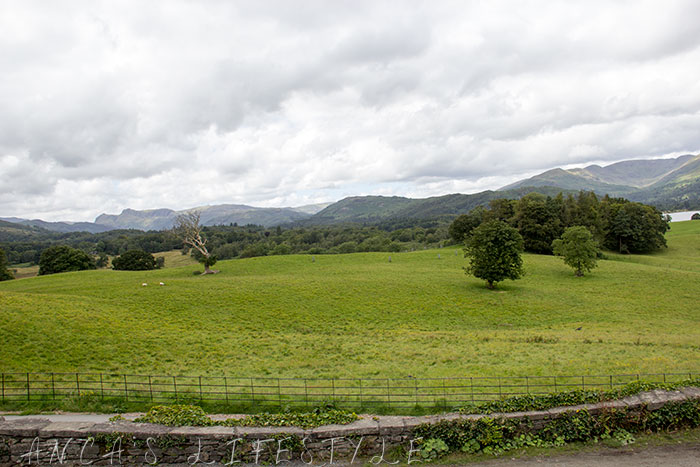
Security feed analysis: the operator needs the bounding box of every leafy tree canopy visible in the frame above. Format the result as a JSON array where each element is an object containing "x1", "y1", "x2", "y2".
[
  {"x1": 602, "y1": 200, "x2": 669, "y2": 253},
  {"x1": 0, "y1": 247, "x2": 14, "y2": 281},
  {"x1": 448, "y1": 207, "x2": 485, "y2": 242},
  {"x1": 464, "y1": 220, "x2": 524, "y2": 289},
  {"x1": 112, "y1": 249, "x2": 157, "y2": 271},
  {"x1": 552, "y1": 226, "x2": 599, "y2": 276},
  {"x1": 38, "y1": 245, "x2": 95, "y2": 275}
]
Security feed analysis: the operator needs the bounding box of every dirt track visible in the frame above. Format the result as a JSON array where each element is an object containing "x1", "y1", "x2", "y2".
[{"x1": 463, "y1": 442, "x2": 700, "y2": 466}]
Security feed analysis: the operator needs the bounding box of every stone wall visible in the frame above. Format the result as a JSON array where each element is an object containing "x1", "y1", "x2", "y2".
[{"x1": 1, "y1": 387, "x2": 699, "y2": 466}]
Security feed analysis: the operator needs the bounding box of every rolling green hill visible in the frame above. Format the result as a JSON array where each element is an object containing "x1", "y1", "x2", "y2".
[
  {"x1": 1, "y1": 221, "x2": 699, "y2": 379},
  {"x1": 307, "y1": 187, "x2": 571, "y2": 225},
  {"x1": 0, "y1": 219, "x2": 50, "y2": 241}
]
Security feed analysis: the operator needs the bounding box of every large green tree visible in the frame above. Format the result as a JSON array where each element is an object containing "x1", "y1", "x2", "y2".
[
  {"x1": 602, "y1": 201, "x2": 669, "y2": 253},
  {"x1": 38, "y1": 245, "x2": 96, "y2": 275},
  {"x1": 552, "y1": 226, "x2": 599, "y2": 276},
  {"x1": 448, "y1": 207, "x2": 485, "y2": 243},
  {"x1": 0, "y1": 247, "x2": 14, "y2": 281},
  {"x1": 464, "y1": 220, "x2": 524, "y2": 289},
  {"x1": 514, "y1": 193, "x2": 563, "y2": 254}
]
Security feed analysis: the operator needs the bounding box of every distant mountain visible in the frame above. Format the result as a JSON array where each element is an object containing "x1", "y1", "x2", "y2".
[
  {"x1": 2, "y1": 203, "x2": 321, "y2": 234},
  {"x1": 0, "y1": 217, "x2": 111, "y2": 233},
  {"x1": 94, "y1": 204, "x2": 313, "y2": 230},
  {"x1": 306, "y1": 186, "x2": 570, "y2": 225},
  {"x1": 629, "y1": 155, "x2": 700, "y2": 210},
  {"x1": 501, "y1": 154, "x2": 700, "y2": 209},
  {"x1": 4, "y1": 154, "x2": 699, "y2": 234},
  {"x1": 288, "y1": 202, "x2": 333, "y2": 215}
]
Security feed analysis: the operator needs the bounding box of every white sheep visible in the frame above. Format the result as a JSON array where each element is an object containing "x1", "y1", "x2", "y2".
[
  {"x1": 159, "y1": 282, "x2": 165, "y2": 286},
  {"x1": 141, "y1": 283, "x2": 148, "y2": 287}
]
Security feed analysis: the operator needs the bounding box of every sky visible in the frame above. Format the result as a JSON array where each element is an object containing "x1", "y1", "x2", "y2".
[{"x1": 2, "y1": 1, "x2": 700, "y2": 222}]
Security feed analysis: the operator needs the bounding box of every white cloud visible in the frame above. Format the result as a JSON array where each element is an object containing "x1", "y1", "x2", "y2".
[{"x1": 1, "y1": 0, "x2": 700, "y2": 221}]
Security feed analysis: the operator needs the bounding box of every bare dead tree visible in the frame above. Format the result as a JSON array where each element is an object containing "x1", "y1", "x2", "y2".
[{"x1": 173, "y1": 211, "x2": 217, "y2": 274}]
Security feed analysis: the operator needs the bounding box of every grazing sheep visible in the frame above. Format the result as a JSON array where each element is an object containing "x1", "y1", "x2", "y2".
[
  {"x1": 141, "y1": 283, "x2": 148, "y2": 287},
  {"x1": 159, "y1": 282, "x2": 165, "y2": 286}
]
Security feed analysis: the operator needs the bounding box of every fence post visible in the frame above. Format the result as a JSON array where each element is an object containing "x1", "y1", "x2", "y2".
[
  {"x1": 124, "y1": 375, "x2": 128, "y2": 402},
  {"x1": 100, "y1": 374, "x2": 104, "y2": 400},
  {"x1": 414, "y1": 378, "x2": 418, "y2": 406},
  {"x1": 1, "y1": 373, "x2": 4, "y2": 403},
  {"x1": 581, "y1": 376, "x2": 585, "y2": 390},
  {"x1": 199, "y1": 376, "x2": 203, "y2": 401},
  {"x1": 470, "y1": 377, "x2": 474, "y2": 403},
  {"x1": 331, "y1": 379, "x2": 335, "y2": 402},
  {"x1": 442, "y1": 378, "x2": 447, "y2": 409},
  {"x1": 224, "y1": 377, "x2": 229, "y2": 404},
  {"x1": 386, "y1": 379, "x2": 391, "y2": 406},
  {"x1": 52, "y1": 373, "x2": 56, "y2": 400},
  {"x1": 304, "y1": 379, "x2": 309, "y2": 407},
  {"x1": 173, "y1": 376, "x2": 178, "y2": 402},
  {"x1": 26, "y1": 373, "x2": 30, "y2": 401},
  {"x1": 148, "y1": 375, "x2": 153, "y2": 402},
  {"x1": 250, "y1": 378, "x2": 255, "y2": 407},
  {"x1": 525, "y1": 376, "x2": 529, "y2": 394},
  {"x1": 278, "y1": 378, "x2": 282, "y2": 408},
  {"x1": 76, "y1": 373, "x2": 80, "y2": 395},
  {"x1": 553, "y1": 376, "x2": 557, "y2": 392},
  {"x1": 609, "y1": 375, "x2": 613, "y2": 390},
  {"x1": 359, "y1": 379, "x2": 363, "y2": 406}
]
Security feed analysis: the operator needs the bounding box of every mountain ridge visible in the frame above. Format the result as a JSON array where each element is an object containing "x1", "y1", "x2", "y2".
[
  {"x1": 501, "y1": 154, "x2": 700, "y2": 210},
  {"x1": 3, "y1": 154, "x2": 700, "y2": 233}
]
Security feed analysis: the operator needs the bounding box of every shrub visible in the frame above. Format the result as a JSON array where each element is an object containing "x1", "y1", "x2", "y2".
[
  {"x1": 135, "y1": 405, "x2": 213, "y2": 426},
  {"x1": 419, "y1": 438, "x2": 449, "y2": 460},
  {"x1": 112, "y1": 250, "x2": 157, "y2": 271}
]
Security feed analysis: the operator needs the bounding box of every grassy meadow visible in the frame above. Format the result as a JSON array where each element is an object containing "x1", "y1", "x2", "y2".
[{"x1": 1, "y1": 221, "x2": 699, "y2": 381}]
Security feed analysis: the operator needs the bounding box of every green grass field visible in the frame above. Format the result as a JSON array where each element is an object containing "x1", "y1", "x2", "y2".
[{"x1": 1, "y1": 222, "x2": 699, "y2": 380}]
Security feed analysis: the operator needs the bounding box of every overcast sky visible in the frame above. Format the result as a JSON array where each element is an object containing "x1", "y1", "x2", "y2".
[{"x1": 2, "y1": 1, "x2": 700, "y2": 222}]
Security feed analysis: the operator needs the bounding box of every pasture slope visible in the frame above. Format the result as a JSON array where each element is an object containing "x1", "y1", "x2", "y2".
[{"x1": 0, "y1": 221, "x2": 699, "y2": 380}]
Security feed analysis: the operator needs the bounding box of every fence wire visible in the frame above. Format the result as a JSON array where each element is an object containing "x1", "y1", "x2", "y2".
[{"x1": 1, "y1": 371, "x2": 698, "y2": 410}]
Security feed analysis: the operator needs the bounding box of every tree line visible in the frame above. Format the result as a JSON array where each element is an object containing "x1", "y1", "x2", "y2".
[
  {"x1": 449, "y1": 191, "x2": 669, "y2": 255},
  {"x1": 0, "y1": 222, "x2": 450, "y2": 268}
]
